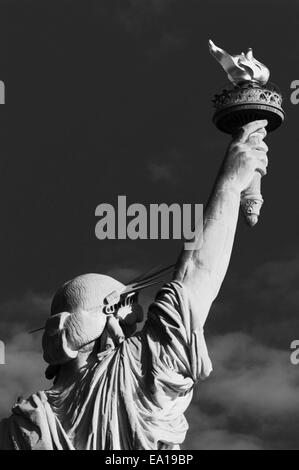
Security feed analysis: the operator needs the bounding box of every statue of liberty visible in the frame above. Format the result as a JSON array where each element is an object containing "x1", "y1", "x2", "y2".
[{"x1": 0, "y1": 120, "x2": 268, "y2": 450}]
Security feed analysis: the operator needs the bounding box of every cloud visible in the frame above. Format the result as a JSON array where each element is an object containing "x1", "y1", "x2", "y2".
[
  {"x1": 115, "y1": 0, "x2": 177, "y2": 35},
  {"x1": 147, "y1": 162, "x2": 174, "y2": 182},
  {"x1": 184, "y1": 332, "x2": 299, "y2": 450},
  {"x1": 0, "y1": 330, "x2": 48, "y2": 420},
  {"x1": 185, "y1": 418, "x2": 262, "y2": 450},
  {"x1": 183, "y1": 255, "x2": 299, "y2": 449},
  {"x1": 106, "y1": 266, "x2": 141, "y2": 284},
  {"x1": 0, "y1": 293, "x2": 50, "y2": 420},
  {"x1": 147, "y1": 148, "x2": 182, "y2": 183},
  {"x1": 146, "y1": 32, "x2": 185, "y2": 58},
  {"x1": 1, "y1": 255, "x2": 299, "y2": 448},
  {"x1": 203, "y1": 333, "x2": 299, "y2": 414},
  {"x1": 207, "y1": 255, "x2": 299, "y2": 348},
  {"x1": 0, "y1": 292, "x2": 51, "y2": 339}
]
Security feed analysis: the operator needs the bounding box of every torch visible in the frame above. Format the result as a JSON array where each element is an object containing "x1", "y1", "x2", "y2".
[{"x1": 209, "y1": 40, "x2": 285, "y2": 227}]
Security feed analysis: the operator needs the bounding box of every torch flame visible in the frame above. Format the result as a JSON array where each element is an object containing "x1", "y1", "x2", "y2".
[{"x1": 209, "y1": 40, "x2": 270, "y2": 86}]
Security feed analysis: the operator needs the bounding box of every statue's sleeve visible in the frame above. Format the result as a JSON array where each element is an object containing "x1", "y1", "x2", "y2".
[{"x1": 139, "y1": 281, "x2": 213, "y2": 388}]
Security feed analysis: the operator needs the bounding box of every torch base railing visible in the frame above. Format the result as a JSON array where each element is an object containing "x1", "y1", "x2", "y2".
[{"x1": 212, "y1": 82, "x2": 284, "y2": 227}]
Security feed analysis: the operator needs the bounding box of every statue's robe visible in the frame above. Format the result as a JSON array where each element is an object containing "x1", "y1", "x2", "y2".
[{"x1": 0, "y1": 282, "x2": 212, "y2": 450}]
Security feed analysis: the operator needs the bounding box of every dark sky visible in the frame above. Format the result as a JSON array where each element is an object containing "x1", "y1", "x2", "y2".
[{"x1": 0, "y1": 0, "x2": 299, "y2": 450}]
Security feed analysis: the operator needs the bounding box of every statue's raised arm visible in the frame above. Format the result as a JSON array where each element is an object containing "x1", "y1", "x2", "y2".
[
  {"x1": 173, "y1": 120, "x2": 268, "y2": 328},
  {"x1": 0, "y1": 120, "x2": 268, "y2": 451}
]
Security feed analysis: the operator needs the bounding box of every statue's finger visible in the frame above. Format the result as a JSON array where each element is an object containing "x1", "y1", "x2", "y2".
[
  {"x1": 238, "y1": 120, "x2": 268, "y2": 143},
  {"x1": 248, "y1": 136, "x2": 268, "y2": 151},
  {"x1": 254, "y1": 151, "x2": 268, "y2": 176},
  {"x1": 249, "y1": 128, "x2": 267, "y2": 142}
]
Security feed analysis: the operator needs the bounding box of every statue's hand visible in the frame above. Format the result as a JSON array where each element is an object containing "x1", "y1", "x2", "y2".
[
  {"x1": 100, "y1": 304, "x2": 144, "y2": 351},
  {"x1": 221, "y1": 120, "x2": 269, "y2": 193}
]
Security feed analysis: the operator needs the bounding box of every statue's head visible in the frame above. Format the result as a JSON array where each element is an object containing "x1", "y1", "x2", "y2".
[
  {"x1": 42, "y1": 273, "x2": 144, "y2": 380},
  {"x1": 51, "y1": 273, "x2": 123, "y2": 313}
]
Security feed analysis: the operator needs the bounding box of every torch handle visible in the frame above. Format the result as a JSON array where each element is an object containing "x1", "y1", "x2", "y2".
[{"x1": 240, "y1": 171, "x2": 264, "y2": 227}]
